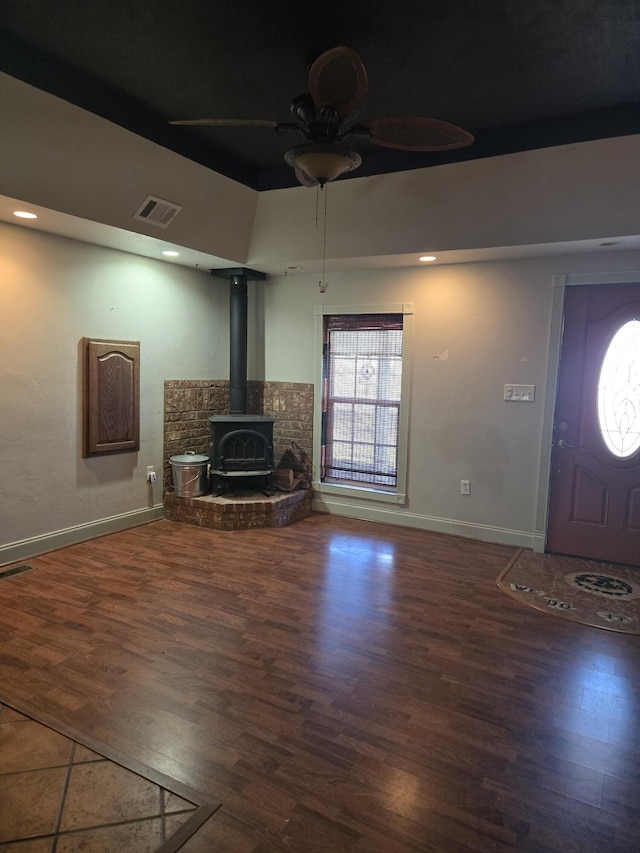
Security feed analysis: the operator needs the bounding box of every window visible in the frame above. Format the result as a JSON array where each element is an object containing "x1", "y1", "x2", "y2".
[
  {"x1": 597, "y1": 319, "x2": 640, "y2": 458},
  {"x1": 314, "y1": 304, "x2": 413, "y2": 504}
]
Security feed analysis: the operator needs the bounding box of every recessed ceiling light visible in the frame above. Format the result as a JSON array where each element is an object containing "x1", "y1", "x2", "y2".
[
  {"x1": 419, "y1": 255, "x2": 437, "y2": 262},
  {"x1": 13, "y1": 210, "x2": 38, "y2": 219},
  {"x1": 162, "y1": 250, "x2": 179, "y2": 257}
]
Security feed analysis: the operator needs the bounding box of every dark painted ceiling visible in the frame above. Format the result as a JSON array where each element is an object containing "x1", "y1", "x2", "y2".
[{"x1": 1, "y1": 0, "x2": 639, "y2": 191}]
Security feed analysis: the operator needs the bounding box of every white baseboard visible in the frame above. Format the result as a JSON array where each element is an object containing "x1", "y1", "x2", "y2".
[
  {"x1": 1, "y1": 499, "x2": 544, "y2": 566},
  {"x1": 531, "y1": 532, "x2": 547, "y2": 553},
  {"x1": 0, "y1": 505, "x2": 165, "y2": 566},
  {"x1": 312, "y1": 494, "x2": 539, "y2": 550}
]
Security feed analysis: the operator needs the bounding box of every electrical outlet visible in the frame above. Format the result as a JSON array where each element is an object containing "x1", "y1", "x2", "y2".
[
  {"x1": 146, "y1": 465, "x2": 157, "y2": 484},
  {"x1": 460, "y1": 480, "x2": 470, "y2": 495}
]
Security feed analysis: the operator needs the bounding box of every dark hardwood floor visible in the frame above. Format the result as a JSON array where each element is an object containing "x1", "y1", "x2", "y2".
[{"x1": 0, "y1": 513, "x2": 639, "y2": 851}]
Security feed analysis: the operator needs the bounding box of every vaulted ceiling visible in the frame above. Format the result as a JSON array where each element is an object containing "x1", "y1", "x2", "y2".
[{"x1": 2, "y1": 0, "x2": 639, "y2": 191}]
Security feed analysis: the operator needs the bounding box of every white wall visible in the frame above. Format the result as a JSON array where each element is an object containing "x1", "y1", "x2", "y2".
[
  {"x1": 0, "y1": 72, "x2": 258, "y2": 265},
  {"x1": 2, "y1": 203, "x2": 640, "y2": 561},
  {"x1": 4, "y1": 71, "x2": 639, "y2": 275},
  {"x1": 261, "y1": 249, "x2": 640, "y2": 546},
  {"x1": 249, "y1": 135, "x2": 640, "y2": 269},
  {"x1": 0, "y1": 222, "x2": 229, "y2": 561},
  {"x1": 2, "y1": 71, "x2": 639, "y2": 560}
]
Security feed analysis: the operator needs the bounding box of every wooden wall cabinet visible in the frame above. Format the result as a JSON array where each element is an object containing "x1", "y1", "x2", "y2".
[{"x1": 83, "y1": 338, "x2": 140, "y2": 457}]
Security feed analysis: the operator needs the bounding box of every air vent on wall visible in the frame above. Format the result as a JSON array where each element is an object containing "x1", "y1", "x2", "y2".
[{"x1": 133, "y1": 195, "x2": 182, "y2": 228}]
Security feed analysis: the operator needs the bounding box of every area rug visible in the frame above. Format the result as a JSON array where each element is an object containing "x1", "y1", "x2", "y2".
[{"x1": 497, "y1": 550, "x2": 640, "y2": 634}]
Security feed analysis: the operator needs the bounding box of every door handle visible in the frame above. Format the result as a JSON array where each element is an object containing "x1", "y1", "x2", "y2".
[{"x1": 556, "y1": 439, "x2": 579, "y2": 448}]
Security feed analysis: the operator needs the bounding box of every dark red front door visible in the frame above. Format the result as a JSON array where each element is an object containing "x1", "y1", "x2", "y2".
[{"x1": 546, "y1": 283, "x2": 640, "y2": 565}]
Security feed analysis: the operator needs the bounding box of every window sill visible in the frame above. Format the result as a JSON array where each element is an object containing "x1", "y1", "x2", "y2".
[{"x1": 313, "y1": 481, "x2": 406, "y2": 505}]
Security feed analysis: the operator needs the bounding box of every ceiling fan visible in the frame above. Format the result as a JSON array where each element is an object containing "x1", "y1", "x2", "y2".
[{"x1": 170, "y1": 46, "x2": 474, "y2": 187}]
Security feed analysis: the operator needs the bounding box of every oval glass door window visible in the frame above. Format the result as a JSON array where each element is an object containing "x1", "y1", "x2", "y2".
[{"x1": 597, "y1": 319, "x2": 640, "y2": 458}]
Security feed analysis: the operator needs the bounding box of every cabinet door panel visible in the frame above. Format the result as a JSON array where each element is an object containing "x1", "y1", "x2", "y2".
[{"x1": 83, "y1": 338, "x2": 140, "y2": 456}]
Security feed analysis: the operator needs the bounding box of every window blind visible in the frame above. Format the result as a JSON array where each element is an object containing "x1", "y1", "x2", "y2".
[{"x1": 322, "y1": 313, "x2": 404, "y2": 487}]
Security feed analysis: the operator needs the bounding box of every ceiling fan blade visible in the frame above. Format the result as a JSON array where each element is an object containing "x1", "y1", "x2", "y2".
[
  {"x1": 308, "y1": 46, "x2": 368, "y2": 116},
  {"x1": 366, "y1": 117, "x2": 474, "y2": 151},
  {"x1": 169, "y1": 118, "x2": 279, "y2": 128}
]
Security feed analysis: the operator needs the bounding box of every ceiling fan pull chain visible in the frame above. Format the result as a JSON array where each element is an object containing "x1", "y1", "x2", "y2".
[{"x1": 319, "y1": 184, "x2": 329, "y2": 293}]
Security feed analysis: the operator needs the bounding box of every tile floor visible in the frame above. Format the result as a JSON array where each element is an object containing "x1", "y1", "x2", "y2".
[{"x1": 0, "y1": 703, "x2": 206, "y2": 851}]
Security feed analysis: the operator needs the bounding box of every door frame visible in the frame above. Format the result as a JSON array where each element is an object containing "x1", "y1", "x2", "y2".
[{"x1": 535, "y1": 270, "x2": 640, "y2": 554}]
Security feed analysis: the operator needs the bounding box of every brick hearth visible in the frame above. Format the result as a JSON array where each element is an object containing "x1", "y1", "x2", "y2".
[{"x1": 164, "y1": 489, "x2": 313, "y2": 531}]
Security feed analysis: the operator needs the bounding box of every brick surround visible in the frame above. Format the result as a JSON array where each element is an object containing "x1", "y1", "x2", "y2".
[{"x1": 163, "y1": 379, "x2": 314, "y2": 529}]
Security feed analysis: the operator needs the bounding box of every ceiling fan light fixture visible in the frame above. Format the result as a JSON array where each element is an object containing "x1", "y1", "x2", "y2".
[{"x1": 285, "y1": 143, "x2": 362, "y2": 185}]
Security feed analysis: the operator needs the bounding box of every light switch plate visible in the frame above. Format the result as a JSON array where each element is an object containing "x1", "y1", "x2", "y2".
[{"x1": 504, "y1": 384, "x2": 536, "y2": 402}]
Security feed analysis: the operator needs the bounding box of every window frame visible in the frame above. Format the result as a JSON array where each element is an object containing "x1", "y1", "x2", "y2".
[{"x1": 313, "y1": 303, "x2": 414, "y2": 505}]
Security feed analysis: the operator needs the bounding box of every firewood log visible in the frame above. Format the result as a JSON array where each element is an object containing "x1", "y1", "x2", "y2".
[{"x1": 273, "y1": 467, "x2": 295, "y2": 489}]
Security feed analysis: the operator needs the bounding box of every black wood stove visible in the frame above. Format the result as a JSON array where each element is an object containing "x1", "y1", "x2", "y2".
[
  {"x1": 209, "y1": 415, "x2": 274, "y2": 495},
  {"x1": 209, "y1": 267, "x2": 273, "y2": 496}
]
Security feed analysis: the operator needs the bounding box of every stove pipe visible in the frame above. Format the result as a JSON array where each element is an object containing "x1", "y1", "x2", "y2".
[
  {"x1": 210, "y1": 267, "x2": 267, "y2": 416},
  {"x1": 229, "y1": 275, "x2": 248, "y2": 415}
]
